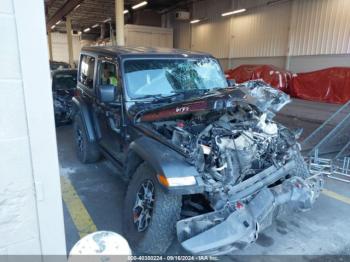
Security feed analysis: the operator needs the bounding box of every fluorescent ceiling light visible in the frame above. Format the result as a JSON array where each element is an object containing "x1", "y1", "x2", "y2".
[
  {"x1": 83, "y1": 27, "x2": 90, "y2": 32},
  {"x1": 124, "y1": 9, "x2": 129, "y2": 14},
  {"x1": 190, "y1": 19, "x2": 200, "y2": 24},
  {"x1": 51, "y1": 25, "x2": 56, "y2": 29},
  {"x1": 103, "y1": 18, "x2": 111, "y2": 23},
  {"x1": 92, "y1": 23, "x2": 99, "y2": 28},
  {"x1": 132, "y1": 1, "x2": 147, "y2": 10},
  {"x1": 55, "y1": 20, "x2": 61, "y2": 25},
  {"x1": 222, "y1": 8, "x2": 246, "y2": 17}
]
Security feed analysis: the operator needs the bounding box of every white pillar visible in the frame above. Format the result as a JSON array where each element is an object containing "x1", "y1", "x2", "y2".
[
  {"x1": 0, "y1": 0, "x2": 66, "y2": 255},
  {"x1": 115, "y1": 0, "x2": 125, "y2": 46},
  {"x1": 66, "y1": 15, "x2": 74, "y2": 67},
  {"x1": 48, "y1": 31, "x2": 53, "y2": 61}
]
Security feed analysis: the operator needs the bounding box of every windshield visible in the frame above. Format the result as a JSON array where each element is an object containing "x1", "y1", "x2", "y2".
[
  {"x1": 53, "y1": 72, "x2": 77, "y2": 90},
  {"x1": 124, "y1": 58, "x2": 228, "y2": 99}
]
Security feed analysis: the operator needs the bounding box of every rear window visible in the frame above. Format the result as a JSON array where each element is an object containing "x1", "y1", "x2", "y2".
[
  {"x1": 53, "y1": 72, "x2": 77, "y2": 90},
  {"x1": 79, "y1": 55, "x2": 95, "y2": 88}
]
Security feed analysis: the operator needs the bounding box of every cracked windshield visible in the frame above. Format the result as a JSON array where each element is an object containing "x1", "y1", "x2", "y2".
[{"x1": 124, "y1": 58, "x2": 228, "y2": 99}]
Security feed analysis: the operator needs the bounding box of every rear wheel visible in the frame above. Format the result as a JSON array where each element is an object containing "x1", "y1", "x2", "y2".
[
  {"x1": 123, "y1": 163, "x2": 182, "y2": 254},
  {"x1": 73, "y1": 114, "x2": 100, "y2": 163}
]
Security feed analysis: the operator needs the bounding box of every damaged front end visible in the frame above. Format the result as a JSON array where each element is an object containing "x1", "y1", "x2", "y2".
[
  {"x1": 53, "y1": 93, "x2": 74, "y2": 125},
  {"x1": 177, "y1": 165, "x2": 322, "y2": 255},
  {"x1": 145, "y1": 80, "x2": 323, "y2": 255}
]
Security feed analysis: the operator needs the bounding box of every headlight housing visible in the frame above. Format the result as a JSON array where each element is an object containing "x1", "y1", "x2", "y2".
[{"x1": 157, "y1": 175, "x2": 196, "y2": 187}]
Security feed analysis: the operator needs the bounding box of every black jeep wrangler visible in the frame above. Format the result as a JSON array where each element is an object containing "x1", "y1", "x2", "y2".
[{"x1": 73, "y1": 46, "x2": 323, "y2": 255}]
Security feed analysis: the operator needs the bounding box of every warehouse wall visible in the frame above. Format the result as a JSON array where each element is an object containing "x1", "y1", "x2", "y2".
[
  {"x1": 50, "y1": 32, "x2": 81, "y2": 64},
  {"x1": 289, "y1": 0, "x2": 350, "y2": 56},
  {"x1": 173, "y1": 21, "x2": 190, "y2": 50},
  {"x1": 125, "y1": 24, "x2": 173, "y2": 48},
  {"x1": 288, "y1": 0, "x2": 350, "y2": 71},
  {"x1": 0, "y1": 0, "x2": 66, "y2": 255},
  {"x1": 173, "y1": 0, "x2": 350, "y2": 72},
  {"x1": 191, "y1": 0, "x2": 231, "y2": 58},
  {"x1": 50, "y1": 25, "x2": 174, "y2": 63},
  {"x1": 289, "y1": 54, "x2": 350, "y2": 72},
  {"x1": 229, "y1": 2, "x2": 291, "y2": 58}
]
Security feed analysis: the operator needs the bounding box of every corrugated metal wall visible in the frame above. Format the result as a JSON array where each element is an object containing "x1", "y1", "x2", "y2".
[
  {"x1": 174, "y1": 0, "x2": 350, "y2": 60},
  {"x1": 125, "y1": 24, "x2": 173, "y2": 48},
  {"x1": 188, "y1": 0, "x2": 291, "y2": 58},
  {"x1": 289, "y1": 0, "x2": 350, "y2": 55},
  {"x1": 191, "y1": 0, "x2": 231, "y2": 58},
  {"x1": 173, "y1": 21, "x2": 190, "y2": 50},
  {"x1": 192, "y1": 19, "x2": 231, "y2": 58},
  {"x1": 230, "y1": 2, "x2": 291, "y2": 57}
]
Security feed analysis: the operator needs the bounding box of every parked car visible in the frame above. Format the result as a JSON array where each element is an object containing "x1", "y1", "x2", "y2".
[
  {"x1": 72, "y1": 46, "x2": 323, "y2": 255},
  {"x1": 52, "y1": 69, "x2": 77, "y2": 125}
]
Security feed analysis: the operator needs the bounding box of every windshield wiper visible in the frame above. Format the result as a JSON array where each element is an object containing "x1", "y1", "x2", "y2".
[
  {"x1": 206, "y1": 86, "x2": 231, "y2": 93},
  {"x1": 133, "y1": 87, "x2": 229, "y2": 103},
  {"x1": 134, "y1": 93, "x2": 181, "y2": 103}
]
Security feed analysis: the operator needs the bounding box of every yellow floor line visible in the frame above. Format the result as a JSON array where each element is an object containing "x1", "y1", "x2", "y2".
[
  {"x1": 322, "y1": 188, "x2": 350, "y2": 205},
  {"x1": 60, "y1": 176, "x2": 97, "y2": 238}
]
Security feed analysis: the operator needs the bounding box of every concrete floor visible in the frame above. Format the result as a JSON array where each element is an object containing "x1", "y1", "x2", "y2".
[{"x1": 57, "y1": 99, "x2": 350, "y2": 257}]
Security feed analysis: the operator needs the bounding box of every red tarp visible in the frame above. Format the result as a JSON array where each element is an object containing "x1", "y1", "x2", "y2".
[
  {"x1": 225, "y1": 64, "x2": 293, "y2": 94},
  {"x1": 225, "y1": 65, "x2": 350, "y2": 104},
  {"x1": 290, "y1": 67, "x2": 350, "y2": 104}
]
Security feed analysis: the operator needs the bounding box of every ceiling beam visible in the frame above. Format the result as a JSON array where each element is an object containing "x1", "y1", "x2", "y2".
[
  {"x1": 45, "y1": 0, "x2": 57, "y2": 16},
  {"x1": 46, "y1": 0, "x2": 85, "y2": 31},
  {"x1": 45, "y1": 0, "x2": 57, "y2": 9},
  {"x1": 159, "y1": 0, "x2": 198, "y2": 14}
]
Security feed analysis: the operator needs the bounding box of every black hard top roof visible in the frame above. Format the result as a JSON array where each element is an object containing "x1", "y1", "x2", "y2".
[
  {"x1": 51, "y1": 68, "x2": 77, "y2": 76},
  {"x1": 81, "y1": 46, "x2": 212, "y2": 59}
]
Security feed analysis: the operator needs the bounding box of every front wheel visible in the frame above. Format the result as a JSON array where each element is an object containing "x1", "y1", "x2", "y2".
[{"x1": 123, "y1": 163, "x2": 182, "y2": 254}]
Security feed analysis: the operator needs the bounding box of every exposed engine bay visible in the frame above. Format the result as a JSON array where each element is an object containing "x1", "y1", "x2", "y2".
[
  {"x1": 153, "y1": 103, "x2": 299, "y2": 206},
  {"x1": 151, "y1": 82, "x2": 299, "y2": 209},
  {"x1": 146, "y1": 81, "x2": 323, "y2": 255},
  {"x1": 51, "y1": 69, "x2": 77, "y2": 126},
  {"x1": 53, "y1": 91, "x2": 74, "y2": 125}
]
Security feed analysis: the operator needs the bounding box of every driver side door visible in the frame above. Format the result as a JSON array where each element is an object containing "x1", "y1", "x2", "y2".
[{"x1": 95, "y1": 59, "x2": 124, "y2": 162}]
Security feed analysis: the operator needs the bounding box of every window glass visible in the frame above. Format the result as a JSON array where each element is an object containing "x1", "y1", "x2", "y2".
[
  {"x1": 53, "y1": 71, "x2": 77, "y2": 90},
  {"x1": 99, "y1": 61, "x2": 118, "y2": 87},
  {"x1": 79, "y1": 55, "x2": 95, "y2": 88},
  {"x1": 124, "y1": 58, "x2": 227, "y2": 99}
]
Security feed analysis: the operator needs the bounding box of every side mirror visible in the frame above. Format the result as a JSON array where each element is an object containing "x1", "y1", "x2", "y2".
[
  {"x1": 98, "y1": 85, "x2": 116, "y2": 103},
  {"x1": 227, "y1": 79, "x2": 236, "y2": 87}
]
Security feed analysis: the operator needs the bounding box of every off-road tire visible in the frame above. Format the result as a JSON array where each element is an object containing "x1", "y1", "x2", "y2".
[
  {"x1": 123, "y1": 162, "x2": 182, "y2": 254},
  {"x1": 73, "y1": 114, "x2": 100, "y2": 163}
]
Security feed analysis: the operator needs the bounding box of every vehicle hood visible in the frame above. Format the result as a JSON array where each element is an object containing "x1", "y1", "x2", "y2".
[{"x1": 136, "y1": 80, "x2": 290, "y2": 122}]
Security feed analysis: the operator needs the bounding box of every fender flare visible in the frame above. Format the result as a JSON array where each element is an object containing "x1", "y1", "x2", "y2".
[
  {"x1": 128, "y1": 136, "x2": 204, "y2": 195},
  {"x1": 72, "y1": 97, "x2": 97, "y2": 142}
]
